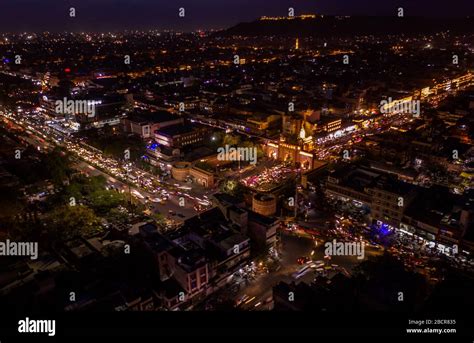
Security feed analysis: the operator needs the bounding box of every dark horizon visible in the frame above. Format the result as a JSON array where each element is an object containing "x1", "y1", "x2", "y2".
[{"x1": 0, "y1": 0, "x2": 473, "y2": 33}]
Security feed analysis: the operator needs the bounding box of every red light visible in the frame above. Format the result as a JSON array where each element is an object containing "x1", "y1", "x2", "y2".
[{"x1": 64, "y1": 68, "x2": 71, "y2": 73}]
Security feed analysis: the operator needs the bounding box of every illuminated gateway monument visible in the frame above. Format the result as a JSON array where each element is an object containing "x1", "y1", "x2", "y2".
[{"x1": 264, "y1": 123, "x2": 316, "y2": 170}]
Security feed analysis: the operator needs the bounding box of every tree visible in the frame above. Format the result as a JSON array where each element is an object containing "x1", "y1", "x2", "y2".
[
  {"x1": 86, "y1": 175, "x2": 107, "y2": 193},
  {"x1": 60, "y1": 180, "x2": 84, "y2": 203},
  {"x1": 223, "y1": 134, "x2": 241, "y2": 146},
  {"x1": 207, "y1": 131, "x2": 224, "y2": 147},
  {"x1": 50, "y1": 174, "x2": 107, "y2": 206},
  {"x1": 105, "y1": 207, "x2": 130, "y2": 225},
  {"x1": 101, "y1": 136, "x2": 146, "y2": 162},
  {"x1": 220, "y1": 179, "x2": 244, "y2": 200},
  {"x1": 102, "y1": 124, "x2": 115, "y2": 139},
  {"x1": 194, "y1": 160, "x2": 213, "y2": 172},
  {"x1": 0, "y1": 187, "x2": 27, "y2": 239},
  {"x1": 44, "y1": 147, "x2": 73, "y2": 189},
  {"x1": 89, "y1": 189, "x2": 126, "y2": 215},
  {"x1": 44, "y1": 205, "x2": 102, "y2": 240},
  {"x1": 152, "y1": 212, "x2": 166, "y2": 227},
  {"x1": 241, "y1": 141, "x2": 264, "y2": 159},
  {"x1": 0, "y1": 187, "x2": 24, "y2": 221}
]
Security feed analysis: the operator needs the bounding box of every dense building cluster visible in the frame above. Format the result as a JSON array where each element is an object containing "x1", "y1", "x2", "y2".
[{"x1": 0, "y1": 13, "x2": 474, "y2": 316}]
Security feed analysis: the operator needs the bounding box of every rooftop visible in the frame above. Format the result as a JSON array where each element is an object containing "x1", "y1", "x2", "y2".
[
  {"x1": 127, "y1": 110, "x2": 178, "y2": 124},
  {"x1": 156, "y1": 124, "x2": 195, "y2": 136},
  {"x1": 212, "y1": 193, "x2": 244, "y2": 207},
  {"x1": 330, "y1": 165, "x2": 415, "y2": 195},
  {"x1": 248, "y1": 210, "x2": 279, "y2": 226}
]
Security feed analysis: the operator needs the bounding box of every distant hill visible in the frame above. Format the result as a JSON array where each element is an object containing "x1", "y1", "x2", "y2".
[{"x1": 217, "y1": 15, "x2": 474, "y2": 37}]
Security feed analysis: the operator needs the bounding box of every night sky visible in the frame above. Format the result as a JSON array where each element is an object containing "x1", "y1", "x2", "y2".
[{"x1": 0, "y1": 0, "x2": 473, "y2": 32}]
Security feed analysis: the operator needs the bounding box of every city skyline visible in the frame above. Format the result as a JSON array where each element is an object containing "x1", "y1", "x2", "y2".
[{"x1": 0, "y1": 0, "x2": 474, "y2": 32}]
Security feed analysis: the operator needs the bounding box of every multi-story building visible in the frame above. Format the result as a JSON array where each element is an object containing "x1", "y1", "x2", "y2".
[
  {"x1": 264, "y1": 139, "x2": 317, "y2": 170},
  {"x1": 212, "y1": 192, "x2": 279, "y2": 251},
  {"x1": 401, "y1": 186, "x2": 474, "y2": 255},
  {"x1": 122, "y1": 111, "x2": 183, "y2": 139},
  {"x1": 326, "y1": 166, "x2": 417, "y2": 228},
  {"x1": 247, "y1": 210, "x2": 279, "y2": 251},
  {"x1": 154, "y1": 124, "x2": 207, "y2": 148},
  {"x1": 367, "y1": 179, "x2": 416, "y2": 228},
  {"x1": 138, "y1": 208, "x2": 251, "y2": 310},
  {"x1": 170, "y1": 162, "x2": 215, "y2": 187},
  {"x1": 252, "y1": 193, "x2": 277, "y2": 216},
  {"x1": 310, "y1": 116, "x2": 342, "y2": 133},
  {"x1": 246, "y1": 113, "x2": 281, "y2": 133}
]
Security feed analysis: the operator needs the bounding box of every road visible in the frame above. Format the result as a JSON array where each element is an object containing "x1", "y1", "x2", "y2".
[
  {"x1": 0, "y1": 109, "x2": 213, "y2": 222},
  {"x1": 75, "y1": 160, "x2": 203, "y2": 221},
  {"x1": 234, "y1": 232, "x2": 383, "y2": 311}
]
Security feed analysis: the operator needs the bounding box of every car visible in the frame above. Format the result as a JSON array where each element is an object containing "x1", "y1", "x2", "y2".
[
  {"x1": 235, "y1": 295, "x2": 250, "y2": 307},
  {"x1": 292, "y1": 265, "x2": 312, "y2": 279},
  {"x1": 131, "y1": 189, "x2": 145, "y2": 199},
  {"x1": 297, "y1": 256, "x2": 310, "y2": 265}
]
